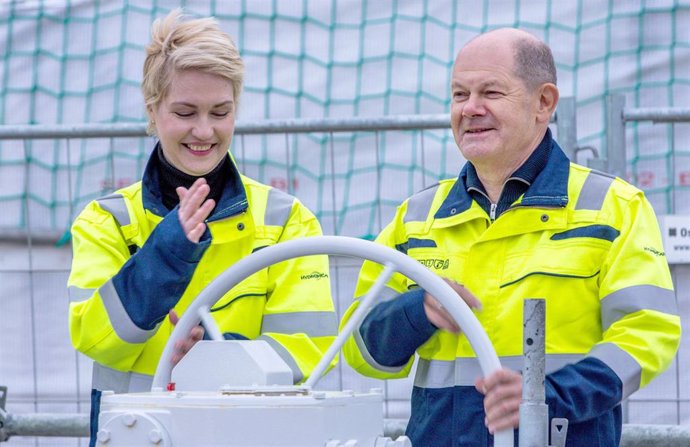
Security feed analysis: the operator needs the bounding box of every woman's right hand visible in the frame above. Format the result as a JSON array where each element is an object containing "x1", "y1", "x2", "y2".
[{"x1": 176, "y1": 177, "x2": 216, "y2": 243}]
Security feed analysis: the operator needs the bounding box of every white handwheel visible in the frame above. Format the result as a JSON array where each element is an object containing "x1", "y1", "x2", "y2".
[{"x1": 152, "y1": 235, "x2": 513, "y2": 447}]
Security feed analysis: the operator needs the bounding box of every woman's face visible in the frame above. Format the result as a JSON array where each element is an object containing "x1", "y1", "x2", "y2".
[{"x1": 149, "y1": 69, "x2": 236, "y2": 176}]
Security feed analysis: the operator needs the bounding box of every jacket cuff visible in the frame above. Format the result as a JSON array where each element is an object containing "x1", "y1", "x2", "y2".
[
  {"x1": 359, "y1": 288, "x2": 436, "y2": 367},
  {"x1": 545, "y1": 356, "x2": 623, "y2": 423},
  {"x1": 400, "y1": 288, "x2": 438, "y2": 337},
  {"x1": 158, "y1": 208, "x2": 211, "y2": 262}
]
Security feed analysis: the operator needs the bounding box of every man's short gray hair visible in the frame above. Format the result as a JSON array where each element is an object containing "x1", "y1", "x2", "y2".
[{"x1": 514, "y1": 37, "x2": 557, "y2": 90}]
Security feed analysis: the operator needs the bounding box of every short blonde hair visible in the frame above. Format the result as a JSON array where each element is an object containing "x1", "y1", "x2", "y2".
[{"x1": 142, "y1": 9, "x2": 244, "y2": 134}]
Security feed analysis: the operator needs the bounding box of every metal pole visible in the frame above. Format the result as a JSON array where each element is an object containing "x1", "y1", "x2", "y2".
[
  {"x1": 556, "y1": 97, "x2": 578, "y2": 161},
  {"x1": 382, "y1": 421, "x2": 690, "y2": 447},
  {"x1": 623, "y1": 108, "x2": 690, "y2": 123},
  {"x1": 605, "y1": 94, "x2": 627, "y2": 179},
  {"x1": 0, "y1": 115, "x2": 453, "y2": 140},
  {"x1": 3, "y1": 412, "x2": 690, "y2": 444},
  {"x1": 0, "y1": 412, "x2": 89, "y2": 439},
  {"x1": 0, "y1": 112, "x2": 561, "y2": 141},
  {"x1": 620, "y1": 424, "x2": 690, "y2": 447},
  {"x1": 519, "y1": 298, "x2": 549, "y2": 447},
  {"x1": 606, "y1": 94, "x2": 630, "y2": 421}
]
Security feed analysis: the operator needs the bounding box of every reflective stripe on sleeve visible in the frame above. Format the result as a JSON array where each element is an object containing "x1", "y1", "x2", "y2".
[
  {"x1": 588, "y1": 342, "x2": 642, "y2": 399},
  {"x1": 96, "y1": 194, "x2": 130, "y2": 226},
  {"x1": 403, "y1": 185, "x2": 439, "y2": 223},
  {"x1": 353, "y1": 325, "x2": 408, "y2": 374},
  {"x1": 600, "y1": 285, "x2": 678, "y2": 331},
  {"x1": 99, "y1": 279, "x2": 158, "y2": 344},
  {"x1": 575, "y1": 171, "x2": 614, "y2": 210},
  {"x1": 414, "y1": 354, "x2": 585, "y2": 388},
  {"x1": 257, "y1": 335, "x2": 304, "y2": 384},
  {"x1": 68, "y1": 285, "x2": 95, "y2": 302},
  {"x1": 264, "y1": 188, "x2": 294, "y2": 227},
  {"x1": 91, "y1": 362, "x2": 152, "y2": 393},
  {"x1": 351, "y1": 285, "x2": 409, "y2": 374},
  {"x1": 414, "y1": 358, "x2": 455, "y2": 388},
  {"x1": 357, "y1": 285, "x2": 401, "y2": 304},
  {"x1": 261, "y1": 311, "x2": 338, "y2": 337}
]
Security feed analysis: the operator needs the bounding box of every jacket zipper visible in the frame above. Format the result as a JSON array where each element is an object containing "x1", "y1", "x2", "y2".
[{"x1": 490, "y1": 203, "x2": 497, "y2": 221}]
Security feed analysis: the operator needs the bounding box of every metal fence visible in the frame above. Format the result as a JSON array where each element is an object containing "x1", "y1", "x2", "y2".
[
  {"x1": 0, "y1": 101, "x2": 689, "y2": 445},
  {"x1": 604, "y1": 95, "x2": 690, "y2": 428}
]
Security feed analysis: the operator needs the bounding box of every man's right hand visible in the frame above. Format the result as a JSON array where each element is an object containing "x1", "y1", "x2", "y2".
[
  {"x1": 176, "y1": 177, "x2": 216, "y2": 243},
  {"x1": 423, "y1": 279, "x2": 482, "y2": 332}
]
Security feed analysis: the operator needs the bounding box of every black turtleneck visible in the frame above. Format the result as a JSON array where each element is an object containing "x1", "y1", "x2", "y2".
[{"x1": 156, "y1": 145, "x2": 229, "y2": 212}]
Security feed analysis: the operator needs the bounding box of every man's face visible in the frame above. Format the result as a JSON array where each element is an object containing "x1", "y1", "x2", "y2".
[{"x1": 450, "y1": 40, "x2": 541, "y2": 168}]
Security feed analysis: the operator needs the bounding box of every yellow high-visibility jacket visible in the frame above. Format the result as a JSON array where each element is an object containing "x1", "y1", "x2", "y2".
[
  {"x1": 341, "y1": 135, "x2": 680, "y2": 447},
  {"x1": 69, "y1": 149, "x2": 336, "y2": 392}
]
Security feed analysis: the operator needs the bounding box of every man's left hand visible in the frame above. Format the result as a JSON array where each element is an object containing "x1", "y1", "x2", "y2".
[{"x1": 475, "y1": 368, "x2": 522, "y2": 433}]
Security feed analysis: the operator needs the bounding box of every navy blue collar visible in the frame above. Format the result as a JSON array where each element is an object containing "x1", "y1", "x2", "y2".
[
  {"x1": 435, "y1": 129, "x2": 570, "y2": 219},
  {"x1": 142, "y1": 144, "x2": 248, "y2": 221}
]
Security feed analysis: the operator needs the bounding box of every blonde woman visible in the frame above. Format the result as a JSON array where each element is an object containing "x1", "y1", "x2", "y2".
[{"x1": 67, "y1": 9, "x2": 336, "y2": 445}]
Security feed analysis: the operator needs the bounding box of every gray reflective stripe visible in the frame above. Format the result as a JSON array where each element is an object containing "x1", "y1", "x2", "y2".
[
  {"x1": 96, "y1": 194, "x2": 130, "y2": 226},
  {"x1": 353, "y1": 324, "x2": 408, "y2": 374},
  {"x1": 601, "y1": 285, "x2": 678, "y2": 331},
  {"x1": 414, "y1": 358, "x2": 454, "y2": 388},
  {"x1": 68, "y1": 285, "x2": 95, "y2": 302},
  {"x1": 261, "y1": 311, "x2": 338, "y2": 337},
  {"x1": 351, "y1": 285, "x2": 400, "y2": 311},
  {"x1": 575, "y1": 171, "x2": 614, "y2": 210},
  {"x1": 264, "y1": 188, "x2": 294, "y2": 227},
  {"x1": 361, "y1": 286, "x2": 400, "y2": 303},
  {"x1": 257, "y1": 335, "x2": 304, "y2": 384},
  {"x1": 588, "y1": 342, "x2": 641, "y2": 399},
  {"x1": 415, "y1": 354, "x2": 585, "y2": 388},
  {"x1": 351, "y1": 286, "x2": 408, "y2": 374},
  {"x1": 403, "y1": 185, "x2": 439, "y2": 223},
  {"x1": 99, "y1": 279, "x2": 157, "y2": 344},
  {"x1": 91, "y1": 362, "x2": 152, "y2": 393}
]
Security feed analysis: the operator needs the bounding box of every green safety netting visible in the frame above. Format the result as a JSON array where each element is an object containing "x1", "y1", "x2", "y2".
[{"x1": 1, "y1": 0, "x2": 689, "y2": 240}]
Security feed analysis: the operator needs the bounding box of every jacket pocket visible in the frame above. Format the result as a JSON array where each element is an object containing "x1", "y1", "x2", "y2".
[
  {"x1": 500, "y1": 241, "x2": 606, "y2": 288},
  {"x1": 210, "y1": 268, "x2": 269, "y2": 312}
]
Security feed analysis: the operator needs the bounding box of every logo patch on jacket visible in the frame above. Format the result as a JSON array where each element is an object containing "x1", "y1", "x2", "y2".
[
  {"x1": 300, "y1": 271, "x2": 329, "y2": 280},
  {"x1": 418, "y1": 258, "x2": 449, "y2": 270},
  {"x1": 644, "y1": 246, "x2": 665, "y2": 257}
]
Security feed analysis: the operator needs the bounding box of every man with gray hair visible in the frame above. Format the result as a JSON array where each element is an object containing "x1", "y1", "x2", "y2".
[{"x1": 341, "y1": 28, "x2": 680, "y2": 446}]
